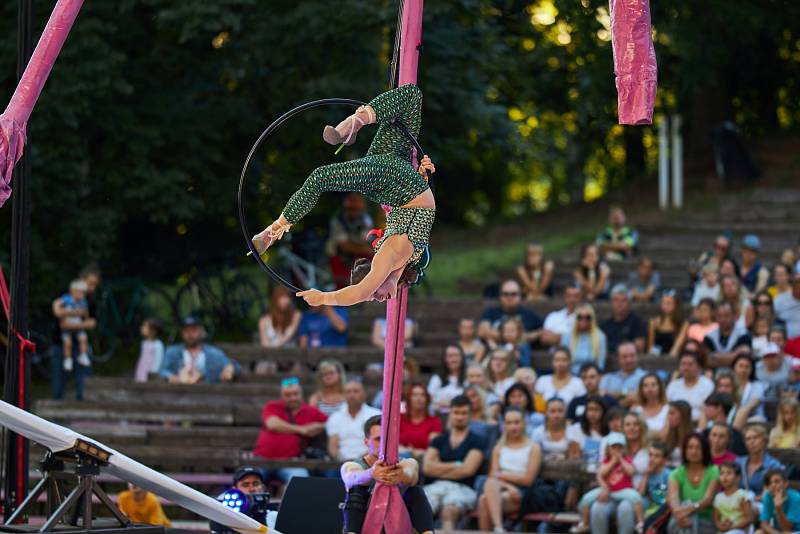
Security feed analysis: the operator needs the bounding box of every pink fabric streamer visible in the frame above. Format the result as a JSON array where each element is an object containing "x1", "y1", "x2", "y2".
[
  {"x1": 0, "y1": 0, "x2": 85, "y2": 207},
  {"x1": 610, "y1": 0, "x2": 657, "y2": 125},
  {"x1": 362, "y1": 2, "x2": 424, "y2": 533}
]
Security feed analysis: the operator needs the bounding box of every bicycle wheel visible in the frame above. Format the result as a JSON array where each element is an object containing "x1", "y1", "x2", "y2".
[
  {"x1": 175, "y1": 280, "x2": 217, "y2": 339},
  {"x1": 223, "y1": 273, "x2": 265, "y2": 330},
  {"x1": 142, "y1": 286, "x2": 180, "y2": 344}
]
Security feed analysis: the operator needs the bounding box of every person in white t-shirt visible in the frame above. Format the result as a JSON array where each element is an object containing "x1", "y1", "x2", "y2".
[
  {"x1": 666, "y1": 352, "x2": 714, "y2": 421},
  {"x1": 535, "y1": 346, "x2": 587, "y2": 407},
  {"x1": 326, "y1": 379, "x2": 380, "y2": 461},
  {"x1": 541, "y1": 286, "x2": 582, "y2": 346}
]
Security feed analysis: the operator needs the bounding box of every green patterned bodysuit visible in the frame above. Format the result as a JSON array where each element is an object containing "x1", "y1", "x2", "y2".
[{"x1": 282, "y1": 84, "x2": 435, "y2": 265}]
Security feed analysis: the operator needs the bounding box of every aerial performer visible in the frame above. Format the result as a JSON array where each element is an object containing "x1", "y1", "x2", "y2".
[{"x1": 251, "y1": 83, "x2": 436, "y2": 307}]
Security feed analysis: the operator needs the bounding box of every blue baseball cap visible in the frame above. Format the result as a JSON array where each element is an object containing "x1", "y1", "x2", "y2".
[{"x1": 742, "y1": 234, "x2": 761, "y2": 251}]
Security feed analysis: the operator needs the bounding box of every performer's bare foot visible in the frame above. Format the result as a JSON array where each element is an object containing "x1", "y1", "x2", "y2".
[{"x1": 252, "y1": 214, "x2": 291, "y2": 256}]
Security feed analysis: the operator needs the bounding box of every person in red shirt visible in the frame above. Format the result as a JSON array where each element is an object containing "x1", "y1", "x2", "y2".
[
  {"x1": 399, "y1": 383, "x2": 442, "y2": 459},
  {"x1": 253, "y1": 377, "x2": 327, "y2": 482}
]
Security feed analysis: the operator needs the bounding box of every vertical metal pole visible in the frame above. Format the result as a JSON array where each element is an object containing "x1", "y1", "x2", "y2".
[
  {"x1": 2, "y1": 0, "x2": 34, "y2": 521},
  {"x1": 671, "y1": 114, "x2": 683, "y2": 209},
  {"x1": 658, "y1": 115, "x2": 669, "y2": 211}
]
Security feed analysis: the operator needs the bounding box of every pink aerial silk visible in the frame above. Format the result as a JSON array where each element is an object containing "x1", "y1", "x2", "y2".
[
  {"x1": 0, "y1": 0, "x2": 85, "y2": 208},
  {"x1": 362, "y1": 2, "x2": 424, "y2": 533},
  {"x1": 610, "y1": 0, "x2": 657, "y2": 125}
]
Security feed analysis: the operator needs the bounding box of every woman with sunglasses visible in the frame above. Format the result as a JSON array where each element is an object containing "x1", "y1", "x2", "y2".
[
  {"x1": 308, "y1": 359, "x2": 347, "y2": 416},
  {"x1": 562, "y1": 304, "x2": 607, "y2": 375},
  {"x1": 648, "y1": 291, "x2": 688, "y2": 357}
]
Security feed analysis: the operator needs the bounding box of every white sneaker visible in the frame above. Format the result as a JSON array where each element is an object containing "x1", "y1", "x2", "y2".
[
  {"x1": 76, "y1": 353, "x2": 92, "y2": 367},
  {"x1": 63, "y1": 357, "x2": 73, "y2": 372}
]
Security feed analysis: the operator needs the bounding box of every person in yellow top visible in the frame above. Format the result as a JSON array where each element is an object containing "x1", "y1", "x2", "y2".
[
  {"x1": 118, "y1": 483, "x2": 172, "y2": 527},
  {"x1": 768, "y1": 397, "x2": 800, "y2": 449}
]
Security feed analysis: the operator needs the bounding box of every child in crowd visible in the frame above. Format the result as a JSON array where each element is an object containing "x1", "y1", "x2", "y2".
[
  {"x1": 498, "y1": 318, "x2": 531, "y2": 367},
  {"x1": 570, "y1": 433, "x2": 644, "y2": 534},
  {"x1": 458, "y1": 318, "x2": 486, "y2": 365},
  {"x1": 134, "y1": 318, "x2": 165, "y2": 383},
  {"x1": 691, "y1": 264, "x2": 720, "y2": 306},
  {"x1": 59, "y1": 279, "x2": 91, "y2": 372},
  {"x1": 639, "y1": 441, "x2": 672, "y2": 514},
  {"x1": 686, "y1": 298, "x2": 718, "y2": 343},
  {"x1": 757, "y1": 468, "x2": 800, "y2": 534},
  {"x1": 751, "y1": 316, "x2": 772, "y2": 359},
  {"x1": 768, "y1": 397, "x2": 800, "y2": 448},
  {"x1": 628, "y1": 257, "x2": 660, "y2": 303},
  {"x1": 712, "y1": 461, "x2": 753, "y2": 534}
]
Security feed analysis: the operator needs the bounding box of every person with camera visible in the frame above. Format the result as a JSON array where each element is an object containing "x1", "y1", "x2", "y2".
[
  {"x1": 211, "y1": 467, "x2": 277, "y2": 533},
  {"x1": 340, "y1": 415, "x2": 434, "y2": 534},
  {"x1": 253, "y1": 377, "x2": 327, "y2": 483}
]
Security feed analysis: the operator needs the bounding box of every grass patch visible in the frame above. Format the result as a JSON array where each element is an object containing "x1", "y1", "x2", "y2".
[{"x1": 425, "y1": 228, "x2": 596, "y2": 296}]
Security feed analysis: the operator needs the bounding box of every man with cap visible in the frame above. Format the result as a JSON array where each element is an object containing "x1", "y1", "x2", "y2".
[
  {"x1": 756, "y1": 342, "x2": 791, "y2": 400},
  {"x1": 160, "y1": 316, "x2": 240, "y2": 384},
  {"x1": 211, "y1": 467, "x2": 277, "y2": 532},
  {"x1": 774, "y1": 271, "x2": 800, "y2": 340},
  {"x1": 739, "y1": 234, "x2": 769, "y2": 294}
]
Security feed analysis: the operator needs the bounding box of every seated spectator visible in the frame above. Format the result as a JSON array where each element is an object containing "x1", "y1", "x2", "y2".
[
  {"x1": 571, "y1": 432, "x2": 644, "y2": 534},
  {"x1": 542, "y1": 285, "x2": 582, "y2": 347},
  {"x1": 478, "y1": 279, "x2": 544, "y2": 346},
  {"x1": 504, "y1": 382, "x2": 545, "y2": 435},
  {"x1": 689, "y1": 233, "x2": 732, "y2": 285},
  {"x1": 596, "y1": 206, "x2": 638, "y2": 261},
  {"x1": 632, "y1": 372, "x2": 669, "y2": 435},
  {"x1": 134, "y1": 318, "x2": 164, "y2": 383},
  {"x1": 730, "y1": 354, "x2": 766, "y2": 426},
  {"x1": 767, "y1": 263, "x2": 791, "y2": 299},
  {"x1": 477, "y1": 407, "x2": 542, "y2": 533},
  {"x1": 700, "y1": 395, "x2": 746, "y2": 455},
  {"x1": 340, "y1": 415, "x2": 434, "y2": 534},
  {"x1": 663, "y1": 401, "x2": 693, "y2": 466},
  {"x1": 371, "y1": 315, "x2": 416, "y2": 349},
  {"x1": 486, "y1": 348, "x2": 517, "y2": 398},
  {"x1": 531, "y1": 398, "x2": 572, "y2": 461},
  {"x1": 720, "y1": 274, "x2": 751, "y2": 330},
  {"x1": 325, "y1": 192, "x2": 374, "y2": 288},
  {"x1": 629, "y1": 257, "x2": 660, "y2": 303},
  {"x1": 160, "y1": 316, "x2": 239, "y2": 384},
  {"x1": 704, "y1": 300, "x2": 752, "y2": 369},
  {"x1": 600, "y1": 341, "x2": 647, "y2": 407},
  {"x1": 751, "y1": 315, "x2": 773, "y2": 359},
  {"x1": 757, "y1": 468, "x2": 800, "y2": 534},
  {"x1": 399, "y1": 384, "x2": 443, "y2": 459},
  {"x1": 756, "y1": 343, "x2": 791, "y2": 400},
  {"x1": 574, "y1": 244, "x2": 611, "y2": 300},
  {"x1": 258, "y1": 286, "x2": 301, "y2": 348},
  {"x1": 666, "y1": 433, "x2": 719, "y2": 534},
  {"x1": 567, "y1": 395, "x2": 608, "y2": 465},
  {"x1": 534, "y1": 346, "x2": 586, "y2": 406},
  {"x1": 749, "y1": 290, "x2": 778, "y2": 335},
  {"x1": 326, "y1": 379, "x2": 380, "y2": 461},
  {"x1": 666, "y1": 352, "x2": 714, "y2": 421},
  {"x1": 297, "y1": 306, "x2": 348, "y2": 348},
  {"x1": 737, "y1": 423, "x2": 785, "y2": 499},
  {"x1": 253, "y1": 377, "x2": 327, "y2": 482},
  {"x1": 512, "y1": 367, "x2": 544, "y2": 413},
  {"x1": 497, "y1": 318, "x2": 531, "y2": 367},
  {"x1": 457, "y1": 318, "x2": 486, "y2": 364},
  {"x1": 788, "y1": 356, "x2": 800, "y2": 395},
  {"x1": 781, "y1": 247, "x2": 797, "y2": 270},
  {"x1": 691, "y1": 264, "x2": 721, "y2": 307},
  {"x1": 56, "y1": 279, "x2": 92, "y2": 371},
  {"x1": 516, "y1": 243, "x2": 554, "y2": 301},
  {"x1": 600, "y1": 284, "x2": 647, "y2": 354},
  {"x1": 640, "y1": 441, "x2": 672, "y2": 514},
  {"x1": 372, "y1": 357, "x2": 420, "y2": 410},
  {"x1": 706, "y1": 422, "x2": 739, "y2": 465},
  {"x1": 428, "y1": 344, "x2": 466, "y2": 413},
  {"x1": 118, "y1": 483, "x2": 171, "y2": 527},
  {"x1": 464, "y1": 385, "x2": 498, "y2": 436},
  {"x1": 720, "y1": 258, "x2": 741, "y2": 280},
  {"x1": 621, "y1": 412, "x2": 651, "y2": 487},
  {"x1": 465, "y1": 363, "x2": 500, "y2": 406},
  {"x1": 308, "y1": 359, "x2": 347, "y2": 416},
  {"x1": 712, "y1": 461, "x2": 754, "y2": 534},
  {"x1": 568, "y1": 363, "x2": 618, "y2": 421},
  {"x1": 422, "y1": 395, "x2": 486, "y2": 531},
  {"x1": 739, "y1": 234, "x2": 770, "y2": 295},
  {"x1": 562, "y1": 304, "x2": 608, "y2": 374},
  {"x1": 768, "y1": 397, "x2": 799, "y2": 449},
  {"x1": 648, "y1": 291, "x2": 688, "y2": 357},
  {"x1": 686, "y1": 298, "x2": 718, "y2": 344}
]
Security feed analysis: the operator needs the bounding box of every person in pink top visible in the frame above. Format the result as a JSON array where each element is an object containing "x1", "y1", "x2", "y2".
[
  {"x1": 686, "y1": 299, "x2": 719, "y2": 344},
  {"x1": 570, "y1": 432, "x2": 645, "y2": 534}
]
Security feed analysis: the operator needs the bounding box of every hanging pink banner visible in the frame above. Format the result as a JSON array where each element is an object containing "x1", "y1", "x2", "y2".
[
  {"x1": 0, "y1": 0, "x2": 85, "y2": 207},
  {"x1": 610, "y1": 0, "x2": 657, "y2": 125},
  {"x1": 362, "y1": 1, "x2": 424, "y2": 533}
]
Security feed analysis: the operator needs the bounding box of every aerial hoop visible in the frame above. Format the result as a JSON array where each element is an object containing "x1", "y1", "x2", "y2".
[{"x1": 238, "y1": 97, "x2": 429, "y2": 293}]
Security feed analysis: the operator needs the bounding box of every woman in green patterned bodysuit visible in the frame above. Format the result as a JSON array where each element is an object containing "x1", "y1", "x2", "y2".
[{"x1": 251, "y1": 84, "x2": 436, "y2": 307}]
